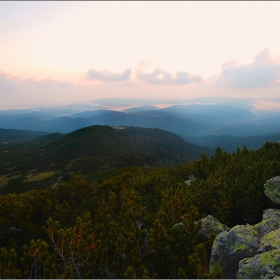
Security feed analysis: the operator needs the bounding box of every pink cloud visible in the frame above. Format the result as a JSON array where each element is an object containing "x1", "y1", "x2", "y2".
[
  {"x1": 0, "y1": 71, "x2": 74, "y2": 90},
  {"x1": 86, "y1": 68, "x2": 132, "y2": 82},
  {"x1": 136, "y1": 68, "x2": 202, "y2": 85},
  {"x1": 215, "y1": 49, "x2": 280, "y2": 88},
  {"x1": 254, "y1": 48, "x2": 280, "y2": 65}
]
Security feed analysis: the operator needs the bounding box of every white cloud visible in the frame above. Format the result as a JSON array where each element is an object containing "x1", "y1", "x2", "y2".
[
  {"x1": 37, "y1": 78, "x2": 73, "y2": 89},
  {"x1": 0, "y1": 72, "x2": 18, "y2": 90},
  {"x1": 136, "y1": 68, "x2": 202, "y2": 85},
  {"x1": 86, "y1": 68, "x2": 132, "y2": 82},
  {"x1": 0, "y1": 71, "x2": 74, "y2": 90},
  {"x1": 215, "y1": 49, "x2": 280, "y2": 88},
  {"x1": 85, "y1": 65, "x2": 202, "y2": 85}
]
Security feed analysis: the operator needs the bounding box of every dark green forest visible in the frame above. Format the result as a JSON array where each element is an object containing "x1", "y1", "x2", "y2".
[
  {"x1": 0, "y1": 139, "x2": 280, "y2": 278},
  {"x1": 0, "y1": 126, "x2": 212, "y2": 195}
]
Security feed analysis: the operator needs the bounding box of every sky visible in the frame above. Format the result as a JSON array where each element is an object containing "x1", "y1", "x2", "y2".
[{"x1": 1, "y1": 1, "x2": 280, "y2": 110}]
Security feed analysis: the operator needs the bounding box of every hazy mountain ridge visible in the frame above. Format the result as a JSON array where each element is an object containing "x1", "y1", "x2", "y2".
[
  {"x1": 161, "y1": 104, "x2": 257, "y2": 126},
  {"x1": 0, "y1": 99, "x2": 279, "y2": 150},
  {"x1": 0, "y1": 109, "x2": 213, "y2": 135}
]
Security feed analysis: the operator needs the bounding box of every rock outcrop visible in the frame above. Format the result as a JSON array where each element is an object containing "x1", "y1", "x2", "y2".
[
  {"x1": 264, "y1": 176, "x2": 280, "y2": 204},
  {"x1": 209, "y1": 224, "x2": 260, "y2": 278},
  {"x1": 198, "y1": 215, "x2": 229, "y2": 241},
  {"x1": 237, "y1": 249, "x2": 280, "y2": 279},
  {"x1": 173, "y1": 214, "x2": 229, "y2": 242},
  {"x1": 209, "y1": 176, "x2": 280, "y2": 279},
  {"x1": 184, "y1": 175, "x2": 196, "y2": 186}
]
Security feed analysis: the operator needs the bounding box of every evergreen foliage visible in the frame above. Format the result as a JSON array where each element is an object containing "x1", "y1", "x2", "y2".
[{"x1": 0, "y1": 141, "x2": 279, "y2": 278}]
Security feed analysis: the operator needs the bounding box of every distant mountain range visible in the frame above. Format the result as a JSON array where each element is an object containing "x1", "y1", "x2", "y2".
[{"x1": 0, "y1": 98, "x2": 279, "y2": 151}]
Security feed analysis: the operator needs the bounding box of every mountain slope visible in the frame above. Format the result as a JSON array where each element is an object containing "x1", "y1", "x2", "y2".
[
  {"x1": 43, "y1": 125, "x2": 213, "y2": 170},
  {"x1": 0, "y1": 125, "x2": 213, "y2": 194}
]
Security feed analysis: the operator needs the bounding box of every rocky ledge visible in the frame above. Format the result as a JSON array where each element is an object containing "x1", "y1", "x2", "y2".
[{"x1": 208, "y1": 176, "x2": 280, "y2": 279}]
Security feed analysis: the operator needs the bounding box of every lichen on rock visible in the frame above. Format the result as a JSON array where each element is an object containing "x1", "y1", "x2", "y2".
[
  {"x1": 198, "y1": 215, "x2": 229, "y2": 241},
  {"x1": 264, "y1": 176, "x2": 280, "y2": 205},
  {"x1": 258, "y1": 228, "x2": 280, "y2": 254},
  {"x1": 253, "y1": 209, "x2": 280, "y2": 237},
  {"x1": 208, "y1": 176, "x2": 280, "y2": 278},
  {"x1": 209, "y1": 224, "x2": 259, "y2": 278},
  {"x1": 237, "y1": 249, "x2": 280, "y2": 279}
]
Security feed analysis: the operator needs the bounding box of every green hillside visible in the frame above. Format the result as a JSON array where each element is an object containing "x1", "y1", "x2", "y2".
[{"x1": 0, "y1": 125, "x2": 212, "y2": 194}]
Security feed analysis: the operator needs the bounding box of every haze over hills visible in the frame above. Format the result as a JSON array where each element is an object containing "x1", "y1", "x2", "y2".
[
  {"x1": 161, "y1": 104, "x2": 256, "y2": 126},
  {"x1": 0, "y1": 98, "x2": 279, "y2": 151}
]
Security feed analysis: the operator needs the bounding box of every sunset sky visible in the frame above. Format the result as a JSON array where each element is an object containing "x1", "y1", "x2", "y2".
[{"x1": 1, "y1": 1, "x2": 280, "y2": 110}]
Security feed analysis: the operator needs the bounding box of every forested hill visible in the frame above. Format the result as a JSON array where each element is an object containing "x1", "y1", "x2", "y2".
[
  {"x1": 40, "y1": 125, "x2": 213, "y2": 168},
  {"x1": 0, "y1": 125, "x2": 212, "y2": 194}
]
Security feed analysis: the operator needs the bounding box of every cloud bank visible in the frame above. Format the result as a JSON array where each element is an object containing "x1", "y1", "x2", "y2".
[
  {"x1": 86, "y1": 68, "x2": 132, "y2": 82},
  {"x1": 2, "y1": 49, "x2": 280, "y2": 110},
  {"x1": 0, "y1": 72, "x2": 74, "y2": 90},
  {"x1": 215, "y1": 49, "x2": 280, "y2": 88},
  {"x1": 85, "y1": 66, "x2": 202, "y2": 85},
  {"x1": 136, "y1": 68, "x2": 202, "y2": 85}
]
